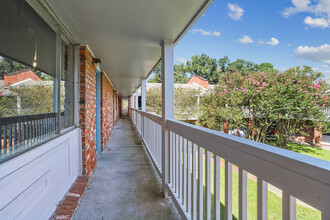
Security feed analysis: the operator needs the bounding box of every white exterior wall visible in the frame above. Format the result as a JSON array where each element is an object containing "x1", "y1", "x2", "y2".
[{"x1": 0, "y1": 128, "x2": 82, "y2": 220}]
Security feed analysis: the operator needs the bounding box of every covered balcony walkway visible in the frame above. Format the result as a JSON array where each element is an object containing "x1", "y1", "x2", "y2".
[{"x1": 73, "y1": 118, "x2": 180, "y2": 219}]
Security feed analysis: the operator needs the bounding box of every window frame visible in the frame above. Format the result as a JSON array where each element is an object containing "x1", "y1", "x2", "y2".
[{"x1": 0, "y1": 0, "x2": 80, "y2": 164}]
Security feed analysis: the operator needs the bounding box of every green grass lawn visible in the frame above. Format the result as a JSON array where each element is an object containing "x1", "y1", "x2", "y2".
[
  {"x1": 284, "y1": 142, "x2": 330, "y2": 161},
  {"x1": 196, "y1": 157, "x2": 321, "y2": 219}
]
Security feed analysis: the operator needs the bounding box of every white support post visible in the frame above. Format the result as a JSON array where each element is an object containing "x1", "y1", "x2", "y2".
[
  {"x1": 135, "y1": 89, "x2": 139, "y2": 109},
  {"x1": 239, "y1": 168, "x2": 247, "y2": 220},
  {"x1": 141, "y1": 79, "x2": 146, "y2": 111},
  {"x1": 141, "y1": 79, "x2": 146, "y2": 138},
  {"x1": 282, "y1": 192, "x2": 296, "y2": 220},
  {"x1": 73, "y1": 44, "x2": 80, "y2": 127},
  {"x1": 131, "y1": 95, "x2": 133, "y2": 108},
  {"x1": 257, "y1": 179, "x2": 268, "y2": 220},
  {"x1": 161, "y1": 40, "x2": 174, "y2": 198},
  {"x1": 54, "y1": 27, "x2": 62, "y2": 134}
]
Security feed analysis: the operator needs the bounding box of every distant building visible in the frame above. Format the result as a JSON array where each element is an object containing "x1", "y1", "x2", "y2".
[
  {"x1": 4, "y1": 69, "x2": 42, "y2": 87},
  {"x1": 187, "y1": 75, "x2": 209, "y2": 90}
]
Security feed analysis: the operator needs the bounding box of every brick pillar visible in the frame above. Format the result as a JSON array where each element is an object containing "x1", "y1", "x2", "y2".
[
  {"x1": 101, "y1": 72, "x2": 114, "y2": 150},
  {"x1": 223, "y1": 121, "x2": 229, "y2": 134},
  {"x1": 128, "y1": 96, "x2": 132, "y2": 119},
  {"x1": 236, "y1": 128, "x2": 241, "y2": 137},
  {"x1": 314, "y1": 125, "x2": 322, "y2": 147},
  {"x1": 79, "y1": 46, "x2": 97, "y2": 177}
]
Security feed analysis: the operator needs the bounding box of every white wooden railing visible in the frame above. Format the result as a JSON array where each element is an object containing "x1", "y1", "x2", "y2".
[
  {"x1": 132, "y1": 109, "x2": 162, "y2": 174},
  {"x1": 131, "y1": 108, "x2": 330, "y2": 220}
]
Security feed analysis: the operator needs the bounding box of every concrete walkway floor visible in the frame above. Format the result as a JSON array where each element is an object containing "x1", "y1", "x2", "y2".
[{"x1": 73, "y1": 118, "x2": 181, "y2": 220}]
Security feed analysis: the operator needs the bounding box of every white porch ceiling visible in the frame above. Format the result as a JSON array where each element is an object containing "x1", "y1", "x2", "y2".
[{"x1": 45, "y1": 0, "x2": 213, "y2": 97}]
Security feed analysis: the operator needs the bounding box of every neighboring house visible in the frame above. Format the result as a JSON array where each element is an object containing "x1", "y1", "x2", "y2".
[
  {"x1": 138, "y1": 76, "x2": 214, "y2": 120},
  {"x1": 187, "y1": 75, "x2": 209, "y2": 90},
  {"x1": 0, "y1": 69, "x2": 50, "y2": 95},
  {"x1": 0, "y1": 70, "x2": 54, "y2": 116},
  {"x1": 4, "y1": 69, "x2": 42, "y2": 87},
  {"x1": 141, "y1": 75, "x2": 214, "y2": 96}
]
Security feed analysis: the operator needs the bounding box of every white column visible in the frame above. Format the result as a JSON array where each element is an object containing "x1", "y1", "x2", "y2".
[
  {"x1": 141, "y1": 79, "x2": 146, "y2": 111},
  {"x1": 131, "y1": 95, "x2": 133, "y2": 108},
  {"x1": 54, "y1": 27, "x2": 62, "y2": 134},
  {"x1": 161, "y1": 40, "x2": 174, "y2": 197},
  {"x1": 141, "y1": 79, "x2": 146, "y2": 139},
  {"x1": 135, "y1": 89, "x2": 139, "y2": 109},
  {"x1": 73, "y1": 45, "x2": 80, "y2": 127}
]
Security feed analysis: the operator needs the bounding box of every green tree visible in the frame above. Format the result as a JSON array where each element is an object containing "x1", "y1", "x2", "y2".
[
  {"x1": 146, "y1": 86, "x2": 200, "y2": 120},
  {"x1": 147, "y1": 63, "x2": 162, "y2": 83},
  {"x1": 0, "y1": 57, "x2": 27, "y2": 79},
  {"x1": 10, "y1": 85, "x2": 54, "y2": 115},
  {"x1": 198, "y1": 66, "x2": 329, "y2": 148},
  {"x1": 147, "y1": 62, "x2": 190, "y2": 83},
  {"x1": 226, "y1": 59, "x2": 258, "y2": 74},
  {"x1": 0, "y1": 56, "x2": 53, "y2": 81},
  {"x1": 186, "y1": 54, "x2": 220, "y2": 84},
  {"x1": 257, "y1": 62, "x2": 274, "y2": 72},
  {"x1": 218, "y1": 56, "x2": 230, "y2": 73},
  {"x1": 146, "y1": 87, "x2": 162, "y2": 114},
  {"x1": 0, "y1": 95, "x2": 17, "y2": 117},
  {"x1": 174, "y1": 63, "x2": 190, "y2": 83}
]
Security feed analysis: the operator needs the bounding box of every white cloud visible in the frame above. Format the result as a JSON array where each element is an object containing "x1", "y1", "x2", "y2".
[
  {"x1": 258, "y1": 40, "x2": 265, "y2": 45},
  {"x1": 283, "y1": 0, "x2": 330, "y2": 17},
  {"x1": 266, "y1": 37, "x2": 279, "y2": 46},
  {"x1": 275, "y1": 67, "x2": 289, "y2": 72},
  {"x1": 259, "y1": 37, "x2": 280, "y2": 46},
  {"x1": 282, "y1": 0, "x2": 312, "y2": 17},
  {"x1": 191, "y1": 29, "x2": 221, "y2": 37},
  {"x1": 304, "y1": 16, "x2": 330, "y2": 28},
  {"x1": 238, "y1": 35, "x2": 253, "y2": 44},
  {"x1": 295, "y1": 44, "x2": 330, "y2": 65},
  {"x1": 176, "y1": 57, "x2": 188, "y2": 64},
  {"x1": 228, "y1": 3, "x2": 244, "y2": 20},
  {"x1": 283, "y1": 0, "x2": 330, "y2": 28}
]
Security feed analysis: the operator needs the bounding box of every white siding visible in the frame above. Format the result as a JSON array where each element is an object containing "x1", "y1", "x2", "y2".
[{"x1": 0, "y1": 128, "x2": 81, "y2": 220}]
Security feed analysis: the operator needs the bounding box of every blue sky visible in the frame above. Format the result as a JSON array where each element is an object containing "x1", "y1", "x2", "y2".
[{"x1": 174, "y1": 0, "x2": 330, "y2": 78}]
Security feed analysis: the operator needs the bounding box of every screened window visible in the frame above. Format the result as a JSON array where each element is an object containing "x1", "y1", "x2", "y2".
[
  {"x1": 61, "y1": 38, "x2": 75, "y2": 129},
  {"x1": 0, "y1": 0, "x2": 76, "y2": 163}
]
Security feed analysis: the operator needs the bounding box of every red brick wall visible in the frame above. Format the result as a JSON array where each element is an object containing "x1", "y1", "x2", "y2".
[
  {"x1": 101, "y1": 72, "x2": 114, "y2": 150},
  {"x1": 116, "y1": 93, "x2": 120, "y2": 123},
  {"x1": 79, "y1": 46, "x2": 123, "y2": 176},
  {"x1": 112, "y1": 93, "x2": 120, "y2": 125},
  {"x1": 79, "y1": 46, "x2": 97, "y2": 177},
  {"x1": 187, "y1": 75, "x2": 209, "y2": 90},
  {"x1": 4, "y1": 70, "x2": 42, "y2": 86},
  {"x1": 295, "y1": 122, "x2": 322, "y2": 146}
]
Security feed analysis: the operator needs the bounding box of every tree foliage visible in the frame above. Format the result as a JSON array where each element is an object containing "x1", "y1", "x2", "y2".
[
  {"x1": 146, "y1": 86, "x2": 200, "y2": 120},
  {"x1": 11, "y1": 85, "x2": 54, "y2": 115},
  {"x1": 0, "y1": 83, "x2": 69, "y2": 118},
  {"x1": 0, "y1": 56, "x2": 53, "y2": 80},
  {"x1": 186, "y1": 54, "x2": 220, "y2": 84},
  {"x1": 0, "y1": 94, "x2": 17, "y2": 117},
  {"x1": 147, "y1": 55, "x2": 274, "y2": 85},
  {"x1": 198, "y1": 66, "x2": 329, "y2": 148},
  {"x1": 147, "y1": 62, "x2": 190, "y2": 83},
  {"x1": 147, "y1": 63, "x2": 162, "y2": 83},
  {"x1": 0, "y1": 57, "x2": 27, "y2": 79}
]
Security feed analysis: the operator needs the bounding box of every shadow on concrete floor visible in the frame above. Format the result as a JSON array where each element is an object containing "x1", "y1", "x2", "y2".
[{"x1": 73, "y1": 118, "x2": 181, "y2": 220}]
